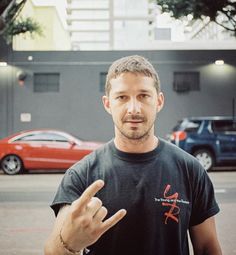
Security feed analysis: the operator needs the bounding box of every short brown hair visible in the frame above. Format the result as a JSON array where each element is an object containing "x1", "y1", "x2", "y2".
[{"x1": 105, "y1": 55, "x2": 161, "y2": 95}]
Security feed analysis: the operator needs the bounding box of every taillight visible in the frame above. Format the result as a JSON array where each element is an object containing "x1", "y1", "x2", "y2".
[{"x1": 171, "y1": 131, "x2": 187, "y2": 141}]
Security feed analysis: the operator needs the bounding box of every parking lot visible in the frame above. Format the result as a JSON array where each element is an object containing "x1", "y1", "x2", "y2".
[{"x1": 0, "y1": 169, "x2": 236, "y2": 255}]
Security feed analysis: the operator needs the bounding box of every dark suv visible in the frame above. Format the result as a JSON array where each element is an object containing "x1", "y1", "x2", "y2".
[{"x1": 169, "y1": 116, "x2": 236, "y2": 171}]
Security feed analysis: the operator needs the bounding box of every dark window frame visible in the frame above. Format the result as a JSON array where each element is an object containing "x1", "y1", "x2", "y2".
[
  {"x1": 212, "y1": 120, "x2": 236, "y2": 133},
  {"x1": 99, "y1": 72, "x2": 107, "y2": 93},
  {"x1": 173, "y1": 72, "x2": 200, "y2": 93},
  {"x1": 34, "y1": 73, "x2": 60, "y2": 93}
]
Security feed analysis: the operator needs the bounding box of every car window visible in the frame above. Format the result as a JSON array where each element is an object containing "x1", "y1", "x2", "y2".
[
  {"x1": 212, "y1": 120, "x2": 236, "y2": 133},
  {"x1": 184, "y1": 120, "x2": 201, "y2": 132},
  {"x1": 16, "y1": 132, "x2": 69, "y2": 142}
]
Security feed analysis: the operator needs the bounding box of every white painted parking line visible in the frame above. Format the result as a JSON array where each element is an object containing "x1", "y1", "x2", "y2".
[{"x1": 215, "y1": 189, "x2": 227, "y2": 193}]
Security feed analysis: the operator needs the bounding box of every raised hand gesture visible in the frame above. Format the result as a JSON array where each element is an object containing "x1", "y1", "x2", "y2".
[{"x1": 58, "y1": 180, "x2": 126, "y2": 253}]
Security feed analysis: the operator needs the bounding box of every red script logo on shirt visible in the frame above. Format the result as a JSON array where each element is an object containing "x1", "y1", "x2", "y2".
[
  {"x1": 154, "y1": 184, "x2": 189, "y2": 224},
  {"x1": 162, "y1": 184, "x2": 180, "y2": 224}
]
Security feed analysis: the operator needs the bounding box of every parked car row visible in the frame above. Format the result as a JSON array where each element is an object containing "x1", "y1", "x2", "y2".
[
  {"x1": 1, "y1": 116, "x2": 235, "y2": 175},
  {"x1": 168, "y1": 116, "x2": 236, "y2": 171},
  {"x1": 0, "y1": 129, "x2": 103, "y2": 175}
]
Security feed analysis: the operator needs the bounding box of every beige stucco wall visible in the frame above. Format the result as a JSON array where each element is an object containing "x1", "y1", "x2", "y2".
[{"x1": 12, "y1": 0, "x2": 71, "y2": 50}]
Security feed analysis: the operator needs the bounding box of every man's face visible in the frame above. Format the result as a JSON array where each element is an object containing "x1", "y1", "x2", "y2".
[{"x1": 103, "y1": 72, "x2": 164, "y2": 141}]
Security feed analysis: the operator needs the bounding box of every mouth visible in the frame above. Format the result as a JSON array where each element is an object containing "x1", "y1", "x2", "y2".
[
  {"x1": 124, "y1": 120, "x2": 144, "y2": 127},
  {"x1": 123, "y1": 115, "x2": 145, "y2": 122},
  {"x1": 125, "y1": 120, "x2": 143, "y2": 124}
]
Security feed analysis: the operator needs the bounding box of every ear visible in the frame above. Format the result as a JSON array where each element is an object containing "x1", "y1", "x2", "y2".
[
  {"x1": 102, "y1": 95, "x2": 112, "y2": 115},
  {"x1": 156, "y1": 92, "x2": 164, "y2": 113}
]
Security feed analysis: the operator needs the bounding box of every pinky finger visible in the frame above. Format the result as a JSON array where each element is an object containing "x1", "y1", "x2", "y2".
[{"x1": 100, "y1": 209, "x2": 127, "y2": 234}]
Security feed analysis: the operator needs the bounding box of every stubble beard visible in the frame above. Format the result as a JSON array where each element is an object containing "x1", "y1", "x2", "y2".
[{"x1": 116, "y1": 121, "x2": 155, "y2": 144}]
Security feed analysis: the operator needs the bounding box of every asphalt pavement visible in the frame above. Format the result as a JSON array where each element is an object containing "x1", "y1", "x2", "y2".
[{"x1": 0, "y1": 170, "x2": 236, "y2": 255}]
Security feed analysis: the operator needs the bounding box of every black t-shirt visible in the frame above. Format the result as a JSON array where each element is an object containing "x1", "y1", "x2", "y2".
[{"x1": 51, "y1": 138, "x2": 220, "y2": 255}]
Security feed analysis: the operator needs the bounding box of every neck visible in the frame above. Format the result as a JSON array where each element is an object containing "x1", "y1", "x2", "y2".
[{"x1": 114, "y1": 133, "x2": 159, "y2": 153}]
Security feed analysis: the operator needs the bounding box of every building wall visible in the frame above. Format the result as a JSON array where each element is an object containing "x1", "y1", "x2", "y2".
[
  {"x1": 0, "y1": 66, "x2": 10, "y2": 137},
  {"x1": 12, "y1": 0, "x2": 71, "y2": 51},
  {"x1": 0, "y1": 36, "x2": 12, "y2": 138},
  {"x1": 67, "y1": 0, "x2": 155, "y2": 50},
  {"x1": 1, "y1": 50, "x2": 235, "y2": 141}
]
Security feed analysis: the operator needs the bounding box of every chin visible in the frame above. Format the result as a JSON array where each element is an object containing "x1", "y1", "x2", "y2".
[{"x1": 124, "y1": 131, "x2": 149, "y2": 140}]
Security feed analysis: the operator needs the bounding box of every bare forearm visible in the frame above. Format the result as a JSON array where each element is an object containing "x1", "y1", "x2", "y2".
[
  {"x1": 44, "y1": 233, "x2": 83, "y2": 255},
  {"x1": 44, "y1": 234, "x2": 65, "y2": 255},
  {"x1": 45, "y1": 181, "x2": 126, "y2": 255},
  {"x1": 193, "y1": 244, "x2": 222, "y2": 255}
]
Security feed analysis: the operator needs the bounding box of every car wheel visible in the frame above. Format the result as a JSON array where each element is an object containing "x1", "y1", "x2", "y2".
[
  {"x1": 1, "y1": 155, "x2": 24, "y2": 175},
  {"x1": 193, "y1": 149, "x2": 215, "y2": 171}
]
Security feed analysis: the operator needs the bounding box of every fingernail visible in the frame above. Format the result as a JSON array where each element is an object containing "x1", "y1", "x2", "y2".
[{"x1": 97, "y1": 179, "x2": 104, "y2": 186}]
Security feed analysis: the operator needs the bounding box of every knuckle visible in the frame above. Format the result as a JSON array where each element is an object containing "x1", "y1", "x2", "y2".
[
  {"x1": 93, "y1": 197, "x2": 103, "y2": 207},
  {"x1": 70, "y1": 207, "x2": 78, "y2": 219},
  {"x1": 90, "y1": 228, "x2": 101, "y2": 239},
  {"x1": 79, "y1": 216, "x2": 91, "y2": 227}
]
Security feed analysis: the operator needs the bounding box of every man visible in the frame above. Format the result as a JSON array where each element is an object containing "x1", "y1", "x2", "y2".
[{"x1": 44, "y1": 55, "x2": 222, "y2": 255}]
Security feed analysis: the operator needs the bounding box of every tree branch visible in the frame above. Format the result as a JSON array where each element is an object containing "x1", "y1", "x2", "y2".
[
  {"x1": 214, "y1": 19, "x2": 235, "y2": 32},
  {"x1": 220, "y1": 9, "x2": 236, "y2": 24}
]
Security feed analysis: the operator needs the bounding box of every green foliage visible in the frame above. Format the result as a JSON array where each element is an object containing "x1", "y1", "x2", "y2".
[
  {"x1": 156, "y1": 0, "x2": 236, "y2": 36},
  {"x1": 3, "y1": 17, "x2": 43, "y2": 44}
]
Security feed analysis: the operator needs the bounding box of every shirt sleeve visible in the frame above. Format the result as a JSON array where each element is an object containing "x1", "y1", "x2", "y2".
[
  {"x1": 50, "y1": 164, "x2": 88, "y2": 216},
  {"x1": 189, "y1": 169, "x2": 220, "y2": 226}
]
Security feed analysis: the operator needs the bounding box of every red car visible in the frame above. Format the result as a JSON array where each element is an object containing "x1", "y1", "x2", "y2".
[{"x1": 0, "y1": 129, "x2": 103, "y2": 175}]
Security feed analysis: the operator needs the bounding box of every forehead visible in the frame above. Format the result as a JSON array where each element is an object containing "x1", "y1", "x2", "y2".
[{"x1": 109, "y1": 72, "x2": 156, "y2": 94}]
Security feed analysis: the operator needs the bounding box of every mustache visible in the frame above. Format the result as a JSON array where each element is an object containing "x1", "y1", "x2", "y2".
[{"x1": 123, "y1": 115, "x2": 146, "y2": 122}]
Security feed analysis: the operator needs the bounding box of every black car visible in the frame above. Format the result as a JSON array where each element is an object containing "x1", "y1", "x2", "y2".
[{"x1": 169, "y1": 116, "x2": 236, "y2": 171}]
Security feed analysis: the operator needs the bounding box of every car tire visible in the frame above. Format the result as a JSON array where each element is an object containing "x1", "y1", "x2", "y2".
[
  {"x1": 193, "y1": 149, "x2": 215, "y2": 171},
  {"x1": 1, "y1": 155, "x2": 24, "y2": 175}
]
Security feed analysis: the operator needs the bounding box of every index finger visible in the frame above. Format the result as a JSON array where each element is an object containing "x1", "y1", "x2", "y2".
[{"x1": 74, "y1": 180, "x2": 105, "y2": 211}]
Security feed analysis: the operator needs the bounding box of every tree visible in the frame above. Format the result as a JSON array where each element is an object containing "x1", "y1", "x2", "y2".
[
  {"x1": 156, "y1": 0, "x2": 236, "y2": 37},
  {"x1": 0, "y1": 0, "x2": 42, "y2": 44}
]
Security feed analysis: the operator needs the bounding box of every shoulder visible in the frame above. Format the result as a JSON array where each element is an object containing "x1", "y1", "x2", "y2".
[
  {"x1": 160, "y1": 138, "x2": 199, "y2": 163},
  {"x1": 159, "y1": 138, "x2": 205, "y2": 177},
  {"x1": 68, "y1": 140, "x2": 113, "y2": 174}
]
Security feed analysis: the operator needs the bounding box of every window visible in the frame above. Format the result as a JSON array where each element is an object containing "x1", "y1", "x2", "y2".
[
  {"x1": 173, "y1": 119, "x2": 201, "y2": 132},
  {"x1": 173, "y1": 72, "x2": 200, "y2": 93},
  {"x1": 16, "y1": 132, "x2": 69, "y2": 142},
  {"x1": 99, "y1": 72, "x2": 107, "y2": 92},
  {"x1": 154, "y1": 28, "x2": 171, "y2": 40},
  {"x1": 212, "y1": 120, "x2": 236, "y2": 133},
  {"x1": 34, "y1": 73, "x2": 60, "y2": 92},
  {"x1": 184, "y1": 120, "x2": 201, "y2": 132}
]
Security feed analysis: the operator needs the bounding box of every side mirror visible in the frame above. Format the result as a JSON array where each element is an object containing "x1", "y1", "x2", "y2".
[{"x1": 69, "y1": 140, "x2": 77, "y2": 146}]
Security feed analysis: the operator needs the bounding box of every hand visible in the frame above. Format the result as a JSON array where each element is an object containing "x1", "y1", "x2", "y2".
[{"x1": 60, "y1": 180, "x2": 126, "y2": 252}]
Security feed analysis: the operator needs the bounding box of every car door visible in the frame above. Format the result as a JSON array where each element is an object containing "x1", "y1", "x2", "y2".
[
  {"x1": 15, "y1": 132, "x2": 74, "y2": 169},
  {"x1": 37, "y1": 132, "x2": 91, "y2": 169},
  {"x1": 13, "y1": 132, "x2": 51, "y2": 169},
  {"x1": 212, "y1": 120, "x2": 236, "y2": 161},
  {"x1": 33, "y1": 132, "x2": 78, "y2": 169}
]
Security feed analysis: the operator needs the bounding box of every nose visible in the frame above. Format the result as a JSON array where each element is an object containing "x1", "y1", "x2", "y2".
[{"x1": 127, "y1": 98, "x2": 141, "y2": 114}]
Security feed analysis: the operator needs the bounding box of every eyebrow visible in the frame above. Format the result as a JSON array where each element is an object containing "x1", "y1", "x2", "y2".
[
  {"x1": 113, "y1": 89, "x2": 153, "y2": 95},
  {"x1": 138, "y1": 89, "x2": 153, "y2": 93}
]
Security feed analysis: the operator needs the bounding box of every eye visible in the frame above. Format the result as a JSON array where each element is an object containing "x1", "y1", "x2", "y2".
[
  {"x1": 139, "y1": 94, "x2": 150, "y2": 99},
  {"x1": 116, "y1": 95, "x2": 127, "y2": 101}
]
